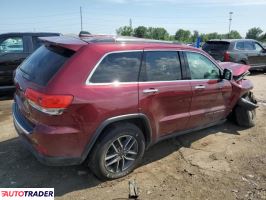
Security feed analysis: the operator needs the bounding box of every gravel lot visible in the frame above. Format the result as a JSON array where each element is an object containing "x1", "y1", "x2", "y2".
[{"x1": 0, "y1": 74, "x2": 266, "y2": 200}]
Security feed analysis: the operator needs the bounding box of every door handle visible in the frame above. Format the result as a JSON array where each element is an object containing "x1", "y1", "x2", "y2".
[
  {"x1": 143, "y1": 88, "x2": 159, "y2": 94},
  {"x1": 194, "y1": 85, "x2": 206, "y2": 89}
]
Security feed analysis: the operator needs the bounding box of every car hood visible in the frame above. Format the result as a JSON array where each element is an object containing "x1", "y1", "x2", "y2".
[{"x1": 218, "y1": 62, "x2": 250, "y2": 77}]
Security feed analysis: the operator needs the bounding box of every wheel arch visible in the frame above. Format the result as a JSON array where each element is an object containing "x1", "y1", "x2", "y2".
[{"x1": 81, "y1": 113, "x2": 153, "y2": 162}]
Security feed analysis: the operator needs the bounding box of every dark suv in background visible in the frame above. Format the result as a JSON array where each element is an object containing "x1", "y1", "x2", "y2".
[
  {"x1": 202, "y1": 39, "x2": 266, "y2": 71},
  {"x1": 0, "y1": 32, "x2": 60, "y2": 94}
]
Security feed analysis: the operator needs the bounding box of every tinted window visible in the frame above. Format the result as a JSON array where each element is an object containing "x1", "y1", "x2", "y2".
[
  {"x1": 245, "y1": 41, "x2": 255, "y2": 50},
  {"x1": 32, "y1": 37, "x2": 44, "y2": 50},
  {"x1": 19, "y1": 45, "x2": 74, "y2": 86},
  {"x1": 185, "y1": 52, "x2": 220, "y2": 79},
  {"x1": 90, "y1": 52, "x2": 142, "y2": 83},
  {"x1": 0, "y1": 37, "x2": 23, "y2": 53},
  {"x1": 142, "y1": 51, "x2": 181, "y2": 81},
  {"x1": 254, "y1": 43, "x2": 263, "y2": 52},
  {"x1": 202, "y1": 41, "x2": 230, "y2": 51},
  {"x1": 236, "y1": 41, "x2": 244, "y2": 50}
]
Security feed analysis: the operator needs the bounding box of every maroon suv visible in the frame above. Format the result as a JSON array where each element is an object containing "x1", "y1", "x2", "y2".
[{"x1": 13, "y1": 35, "x2": 258, "y2": 180}]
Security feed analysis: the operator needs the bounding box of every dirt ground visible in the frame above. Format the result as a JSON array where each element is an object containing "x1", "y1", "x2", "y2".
[{"x1": 0, "y1": 73, "x2": 266, "y2": 200}]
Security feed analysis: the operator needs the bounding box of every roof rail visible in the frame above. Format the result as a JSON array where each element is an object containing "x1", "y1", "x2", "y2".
[{"x1": 80, "y1": 35, "x2": 180, "y2": 45}]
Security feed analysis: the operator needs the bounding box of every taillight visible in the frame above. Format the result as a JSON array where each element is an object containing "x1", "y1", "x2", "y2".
[
  {"x1": 25, "y1": 88, "x2": 73, "y2": 115},
  {"x1": 224, "y1": 51, "x2": 230, "y2": 62}
]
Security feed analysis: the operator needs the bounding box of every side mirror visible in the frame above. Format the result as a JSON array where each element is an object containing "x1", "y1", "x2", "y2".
[{"x1": 223, "y1": 68, "x2": 233, "y2": 81}]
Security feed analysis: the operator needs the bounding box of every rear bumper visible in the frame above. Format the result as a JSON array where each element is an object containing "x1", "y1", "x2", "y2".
[{"x1": 12, "y1": 103, "x2": 83, "y2": 166}]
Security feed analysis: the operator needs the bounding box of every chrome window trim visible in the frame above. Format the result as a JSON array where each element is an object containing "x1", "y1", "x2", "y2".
[
  {"x1": 85, "y1": 49, "x2": 222, "y2": 86},
  {"x1": 85, "y1": 79, "x2": 218, "y2": 86}
]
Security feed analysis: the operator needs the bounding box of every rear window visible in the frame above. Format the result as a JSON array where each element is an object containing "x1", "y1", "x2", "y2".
[
  {"x1": 19, "y1": 45, "x2": 74, "y2": 86},
  {"x1": 202, "y1": 41, "x2": 230, "y2": 51},
  {"x1": 90, "y1": 52, "x2": 142, "y2": 83}
]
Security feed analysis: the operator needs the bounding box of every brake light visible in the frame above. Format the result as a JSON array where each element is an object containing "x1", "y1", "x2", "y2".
[
  {"x1": 224, "y1": 51, "x2": 230, "y2": 62},
  {"x1": 25, "y1": 88, "x2": 73, "y2": 115}
]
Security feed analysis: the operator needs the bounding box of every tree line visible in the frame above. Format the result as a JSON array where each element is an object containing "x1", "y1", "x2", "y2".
[{"x1": 116, "y1": 26, "x2": 266, "y2": 43}]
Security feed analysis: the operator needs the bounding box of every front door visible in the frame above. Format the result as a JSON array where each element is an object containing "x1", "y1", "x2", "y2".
[
  {"x1": 184, "y1": 51, "x2": 231, "y2": 129},
  {"x1": 252, "y1": 42, "x2": 266, "y2": 67},
  {"x1": 138, "y1": 50, "x2": 192, "y2": 138}
]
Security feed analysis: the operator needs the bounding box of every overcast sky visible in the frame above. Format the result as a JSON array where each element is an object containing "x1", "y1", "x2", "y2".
[{"x1": 1, "y1": 0, "x2": 266, "y2": 37}]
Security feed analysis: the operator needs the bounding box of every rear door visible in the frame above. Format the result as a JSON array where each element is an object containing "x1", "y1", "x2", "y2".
[
  {"x1": 183, "y1": 51, "x2": 232, "y2": 129},
  {"x1": 138, "y1": 50, "x2": 192, "y2": 138},
  {"x1": 0, "y1": 35, "x2": 28, "y2": 87}
]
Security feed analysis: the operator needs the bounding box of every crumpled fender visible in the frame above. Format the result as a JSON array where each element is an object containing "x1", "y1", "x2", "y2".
[
  {"x1": 219, "y1": 62, "x2": 250, "y2": 77},
  {"x1": 237, "y1": 97, "x2": 258, "y2": 110}
]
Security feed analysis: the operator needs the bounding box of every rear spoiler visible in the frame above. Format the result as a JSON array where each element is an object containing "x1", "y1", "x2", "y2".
[{"x1": 39, "y1": 36, "x2": 87, "y2": 51}]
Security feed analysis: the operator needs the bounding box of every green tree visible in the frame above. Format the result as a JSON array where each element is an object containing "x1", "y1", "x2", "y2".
[
  {"x1": 259, "y1": 33, "x2": 266, "y2": 42},
  {"x1": 116, "y1": 26, "x2": 133, "y2": 36},
  {"x1": 246, "y1": 27, "x2": 263, "y2": 40},
  {"x1": 149, "y1": 27, "x2": 169, "y2": 40},
  {"x1": 199, "y1": 33, "x2": 208, "y2": 42},
  {"x1": 133, "y1": 26, "x2": 148, "y2": 38},
  {"x1": 206, "y1": 32, "x2": 220, "y2": 40},
  {"x1": 229, "y1": 30, "x2": 242, "y2": 39},
  {"x1": 191, "y1": 30, "x2": 199, "y2": 42},
  {"x1": 175, "y1": 29, "x2": 191, "y2": 42}
]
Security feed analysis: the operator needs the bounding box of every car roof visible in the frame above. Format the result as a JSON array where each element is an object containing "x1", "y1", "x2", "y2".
[
  {"x1": 208, "y1": 39, "x2": 257, "y2": 43},
  {"x1": 40, "y1": 35, "x2": 199, "y2": 52},
  {"x1": 0, "y1": 32, "x2": 60, "y2": 37}
]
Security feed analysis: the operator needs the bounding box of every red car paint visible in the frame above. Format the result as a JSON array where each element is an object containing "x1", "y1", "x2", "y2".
[
  {"x1": 13, "y1": 36, "x2": 254, "y2": 165},
  {"x1": 218, "y1": 62, "x2": 250, "y2": 77}
]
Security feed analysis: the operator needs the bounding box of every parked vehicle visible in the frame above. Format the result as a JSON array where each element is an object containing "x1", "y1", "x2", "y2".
[
  {"x1": 202, "y1": 39, "x2": 266, "y2": 71},
  {"x1": 13, "y1": 35, "x2": 258, "y2": 180},
  {"x1": 0, "y1": 32, "x2": 60, "y2": 94}
]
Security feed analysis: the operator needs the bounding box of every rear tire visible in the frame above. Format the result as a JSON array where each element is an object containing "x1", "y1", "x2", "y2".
[{"x1": 88, "y1": 123, "x2": 145, "y2": 180}]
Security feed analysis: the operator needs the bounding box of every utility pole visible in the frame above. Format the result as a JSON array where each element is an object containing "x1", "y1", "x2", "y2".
[
  {"x1": 80, "y1": 6, "x2": 83, "y2": 31},
  {"x1": 129, "y1": 18, "x2": 132, "y2": 29},
  {"x1": 228, "y1": 12, "x2": 233, "y2": 39}
]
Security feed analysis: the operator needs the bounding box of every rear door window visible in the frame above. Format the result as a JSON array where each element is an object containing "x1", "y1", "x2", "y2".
[
  {"x1": 89, "y1": 52, "x2": 142, "y2": 83},
  {"x1": 19, "y1": 45, "x2": 74, "y2": 86},
  {"x1": 141, "y1": 51, "x2": 182, "y2": 81},
  {"x1": 236, "y1": 41, "x2": 244, "y2": 50}
]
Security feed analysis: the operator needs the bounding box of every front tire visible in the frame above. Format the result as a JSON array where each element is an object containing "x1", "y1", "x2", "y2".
[
  {"x1": 88, "y1": 123, "x2": 145, "y2": 180},
  {"x1": 235, "y1": 93, "x2": 257, "y2": 128},
  {"x1": 235, "y1": 106, "x2": 256, "y2": 128}
]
